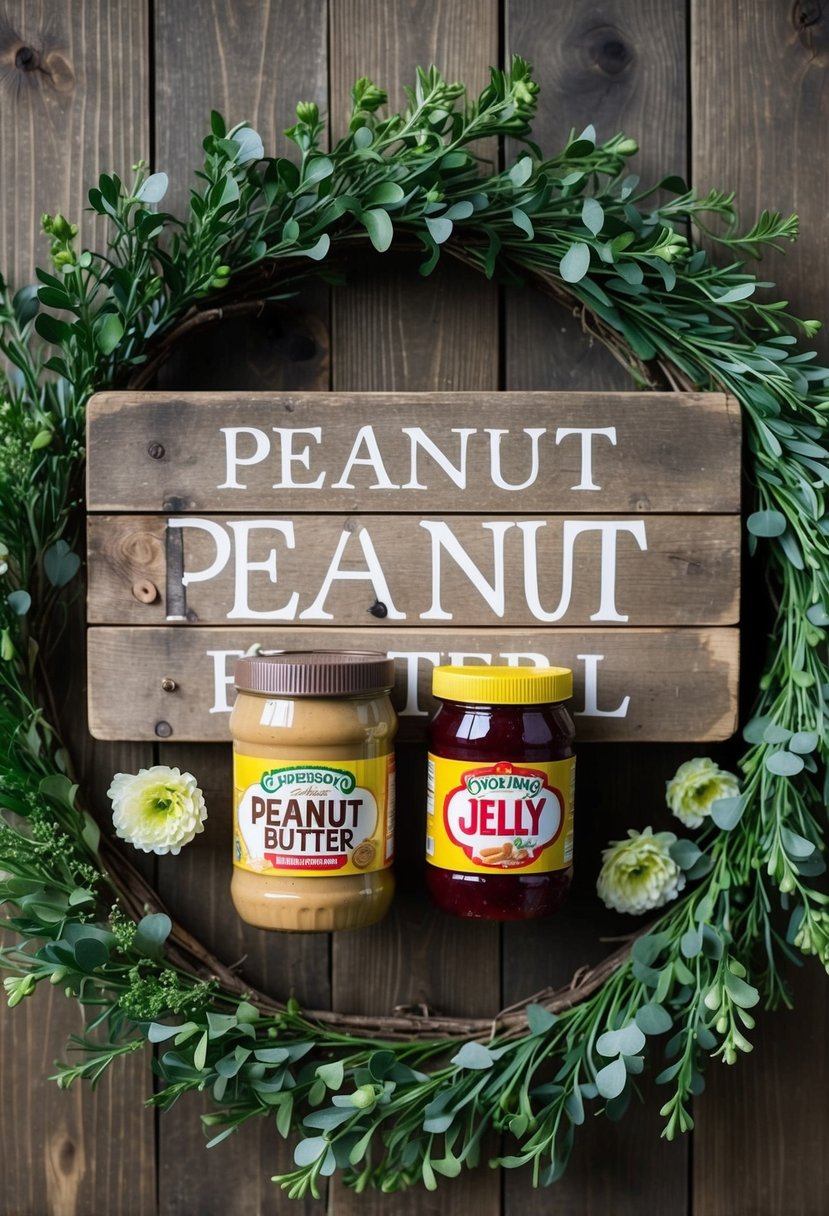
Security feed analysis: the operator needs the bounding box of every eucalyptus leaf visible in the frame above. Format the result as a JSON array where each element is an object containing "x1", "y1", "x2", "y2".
[
  {"x1": 746, "y1": 509, "x2": 787, "y2": 537},
  {"x1": 362, "y1": 208, "x2": 393, "y2": 253},
  {"x1": 451, "y1": 1041, "x2": 495, "y2": 1070},
  {"x1": 595, "y1": 1057, "x2": 627, "y2": 1100},
  {"x1": 765, "y1": 750, "x2": 805, "y2": 777},
  {"x1": 710, "y1": 795, "x2": 745, "y2": 830},
  {"x1": 560, "y1": 242, "x2": 591, "y2": 283},
  {"x1": 7, "y1": 590, "x2": 31, "y2": 616}
]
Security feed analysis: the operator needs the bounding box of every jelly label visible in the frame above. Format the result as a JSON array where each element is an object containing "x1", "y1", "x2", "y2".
[
  {"x1": 234, "y1": 753, "x2": 395, "y2": 876},
  {"x1": 426, "y1": 755, "x2": 575, "y2": 874}
]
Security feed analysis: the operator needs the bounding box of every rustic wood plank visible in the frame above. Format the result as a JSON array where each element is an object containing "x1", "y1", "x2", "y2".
[
  {"x1": 328, "y1": 4, "x2": 501, "y2": 1213},
  {"x1": 0, "y1": 0, "x2": 149, "y2": 286},
  {"x1": 692, "y1": 0, "x2": 829, "y2": 365},
  {"x1": 0, "y1": 3, "x2": 155, "y2": 1214},
  {"x1": 86, "y1": 512, "x2": 740, "y2": 628},
  {"x1": 85, "y1": 390, "x2": 742, "y2": 514},
  {"x1": 692, "y1": 4, "x2": 829, "y2": 1214},
  {"x1": 152, "y1": 3, "x2": 330, "y2": 1212},
  {"x1": 503, "y1": 2, "x2": 692, "y2": 1214},
  {"x1": 86, "y1": 625, "x2": 739, "y2": 745}
]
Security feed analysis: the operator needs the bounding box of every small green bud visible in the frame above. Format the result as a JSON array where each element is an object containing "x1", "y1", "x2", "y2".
[
  {"x1": 350, "y1": 1084, "x2": 376, "y2": 1110},
  {"x1": 779, "y1": 872, "x2": 796, "y2": 894},
  {"x1": 1, "y1": 628, "x2": 14, "y2": 661},
  {"x1": 51, "y1": 213, "x2": 74, "y2": 240},
  {"x1": 727, "y1": 958, "x2": 746, "y2": 978},
  {"x1": 295, "y1": 101, "x2": 319, "y2": 125},
  {"x1": 30, "y1": 429, "x2": 53, "y2": 451},
  {"x1": 616, "y1": 138, "x2": 639, "y2": 157},
  {"x1": 49, "y1": 967, "x2": 69, "y2": 985},
  {"x1": 716, "y1": 1015, "x2": 728, "y2": 1034},
  {"x1": 703, "y1": 984, "x2": 721, "y2": 1011},
  {"x1": 52, "y1": 249, "x2": 76, "y2": 269}
]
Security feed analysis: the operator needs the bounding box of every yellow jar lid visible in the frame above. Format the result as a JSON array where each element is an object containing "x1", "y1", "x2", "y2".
[{"x1": 432, "y1": 665, "x2": 573, "y2": 705}]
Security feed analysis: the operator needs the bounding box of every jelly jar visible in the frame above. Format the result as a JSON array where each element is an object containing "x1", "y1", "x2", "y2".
[{"x1": 425, "y1": 665, "x2": 575, "y2": 920}]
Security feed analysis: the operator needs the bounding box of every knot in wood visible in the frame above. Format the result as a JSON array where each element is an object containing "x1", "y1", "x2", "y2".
[
  {"x1": 147, "y1": 441, "x2": 165, "y2": 460},
  {"x1": 587, "y1": 27, "x2": 633, "y2": 77},
  {"x1": 15, "y1": 45, "x2": 39, "y2": 71}
]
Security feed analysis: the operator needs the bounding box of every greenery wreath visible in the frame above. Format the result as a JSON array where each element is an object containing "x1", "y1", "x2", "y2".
[{"x1": 1, "y1": 58, "x2": 828, "y2": 1199}]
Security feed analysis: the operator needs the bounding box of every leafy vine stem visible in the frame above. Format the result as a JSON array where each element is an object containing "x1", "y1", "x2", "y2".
[{"x1": 0, "y1": 58, "x2": 827, "y2": 1196}]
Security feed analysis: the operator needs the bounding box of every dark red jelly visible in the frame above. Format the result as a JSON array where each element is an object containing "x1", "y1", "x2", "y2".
[{"x1": 425, "y1": 666, "x2": 575, "y2": 921}]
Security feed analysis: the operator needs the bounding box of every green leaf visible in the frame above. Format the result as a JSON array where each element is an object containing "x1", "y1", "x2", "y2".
[
  {"x1": 510, "y1": 207, "x2": 534, "y2": 238},
  {"x1": 316, "y1": 1059, "x2": 345, "y2": 1089},
  {"x1": 451, "y1": 1041, "x2": 495, "y2": 1070},
  {"x1": 136, "y1": 172, "x2": 169, "y2": 203},
  {"x1": 595, "y1": 1057, "x2": 627, "y2": 1100},
  {"x1": 560, "y1": 242, "x2": 591, "y2": 283},
  {"x1": 710, "y1": 795, "x2": 744, "y2": 830},
  {"x1": 95, "y1": 312, "x2": 124, "y2": 355},
  {"x1": 193, "y1": 1031, "x2": 209, "y2": 1071},
  {"x1": 781, "y1": 827, "x2": 816, "y2": 859},
  {"x1": 425, "y1": 215, "x2": 453, "y2": 245},
  {"x1": 806, "y1": 604, "x2": 829, "y2": 626},
  {"x1": 134, "y1": 912, "x2": 172, "y2": 960},
  {"x1": 7, "y1": 590, "x2": 31, "y2": 616},
  {"x1": 635, "y1": 1003, "x2": 673, "y2": 1036},
  {"x1": 302, "y1": 156, "x2": 334, "y2": 186},
  {"x1": 508, "y1": 156, "x2": 533, "y2": 187},
  {"x1": 362, "y1": 208, "x2": 393, "y2": 252},
  {"x1": 746, "y1": 509, "x2": 787, "y2": 537},
  {"x1": 148, "y1": 1021, "x2": 195, "y2": 1043},
  {"x1": 43, "y1": 541, "x2": 81, "y2": 589},
  {"x1": 526, "y1": 1002, "x2": 557, "y2": 1035},
  {"x1": 302, "y1": 233, "x2": 331, "y2": 261},
  {"x1": 294, "y1": 1136, "x2": 327, "y2": 1166},
  {"x1": 35, "y1": 313, "x2": 72, "y2": 346},
  {"x1": 669, "y1": 839, "x2": 703, "y2": 870},
  {"x1": 366, "y1": 182, "x2": 404, "y2": 206},
  {"x1": 723, "y1": 970, "x2": 760, "y2": 1009},
  {"x1": 596, "y1": 1023, "x2": 645, "y2": 1057},
  {"x1": 206, "y1": 1012, "x2": 237, "y2": 1039},
  {"x1": 764, "y1": 750, "x2": 805, "y2": 777},
  {"x1": 713, "y1": 282, "x2": 756, "y2": 304},
  {"x1": 582, "y1": 197, "x2": 604, "y2": 236},
  {"x1": 788, "y1": 731, "x2": 819, "y2": 754},
  {"x1": 680, "y1": 925, "x2": 703, "y2": 959}
]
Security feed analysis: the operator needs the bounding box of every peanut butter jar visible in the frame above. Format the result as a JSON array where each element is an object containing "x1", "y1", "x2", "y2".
[{"x1": 230, "y1": 651, "x2": 397, "y2": 932}]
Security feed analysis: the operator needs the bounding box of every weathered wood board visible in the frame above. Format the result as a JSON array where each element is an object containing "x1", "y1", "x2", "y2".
[
  {"x1": 87, "y1": 625, "x2": 739, "y2": 743},
  {"x1": 86, "y1": 390, "x2": 741, "y2": 513},
  {"x1": 87, "y1": 512, "x2": 740, "y2": 627},
  {"x1": 86, "y1": 388, "x2": 741, "y2": 746}
]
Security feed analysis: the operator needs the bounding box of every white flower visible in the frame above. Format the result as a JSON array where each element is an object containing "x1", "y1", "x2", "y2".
[
  {"x1": 666, "y1": 757, "x2": 740, "y2": 828},
  {"x1": 597, "y1": 827, "x2": 685, "y2": 915},
  {"x1": 107, "y1": 766, "x2": 207, "y2": 855}
]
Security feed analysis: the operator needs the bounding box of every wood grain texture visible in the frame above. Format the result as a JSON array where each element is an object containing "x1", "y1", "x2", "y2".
[
  {"x1": 0, "y1": 0, "x2": 149, "y2": 287},
  {"x1": 328, "y1": 4, "x2": 501, "y2": 1214},
  {"x1": 86, "y1": 511, "x2": 740, "y2": 627},
  {"x1": 503, "y1": 3, "x2": 691, "y2": 1214},
  {"x1": 692, "y1": 3, "x2": 829, "y2": 1213},
  {"x1": 0, "y1": 3, "x2": 155, "y2": 1214},
  {"x1": 85, "y1": 390, "x2": 742, "y2": 514},
  {"x1": 151, "y1": 5, "x2": 330, "y2": 1213},
  {"x1": 693, "y1": 0, "x2": 829, "y2": 364},
  {"x1": 505, "y1": 0, "x2": 688, "y2": 394},
  {"x1": 86, "y1": 624, "x2": 739, "y2": 744}
]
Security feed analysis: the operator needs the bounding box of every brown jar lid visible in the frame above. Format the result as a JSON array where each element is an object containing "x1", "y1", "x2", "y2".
[{"x1": 234, "y1": 650, "x2": 395, "y2": 697}]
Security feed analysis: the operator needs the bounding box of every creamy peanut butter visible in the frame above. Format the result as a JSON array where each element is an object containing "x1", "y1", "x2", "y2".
[{"x1": 230, "y1": 652, "x2": 397, "y2": 932}]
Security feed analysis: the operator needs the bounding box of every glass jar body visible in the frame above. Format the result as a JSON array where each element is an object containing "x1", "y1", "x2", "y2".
[
  {"x1": 427, "y1": 698, "x2": 575, "y2": 920},
  {"x1": 231, "y1": 687, "x2": 397, "y2": 932}
]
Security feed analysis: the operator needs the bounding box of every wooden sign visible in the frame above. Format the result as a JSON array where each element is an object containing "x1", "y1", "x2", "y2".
[{"x1": 86, "y1": 390, "x2": 741, "y2": 742}]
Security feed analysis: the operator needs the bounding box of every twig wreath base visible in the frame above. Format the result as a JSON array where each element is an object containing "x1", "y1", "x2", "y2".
[{"x1": 1, "y1": 60, "x2": 828, "y2": 1198}]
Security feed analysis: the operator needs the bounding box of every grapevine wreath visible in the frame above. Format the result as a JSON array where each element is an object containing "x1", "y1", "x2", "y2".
[{"x1": 1, "y1": 59, "x2": 829, "y2": 1198}]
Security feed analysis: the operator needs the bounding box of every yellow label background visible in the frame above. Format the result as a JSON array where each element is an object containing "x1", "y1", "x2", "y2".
[
  {"x1": 234, "y1": 752, "x2": 394, "y2": 876},
  {"x1": 426, "y1": 754, "x2": 575, "y2": 875}
]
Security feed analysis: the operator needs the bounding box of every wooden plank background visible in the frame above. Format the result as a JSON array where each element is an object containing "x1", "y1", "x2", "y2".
[
  {"x1": 85, "y1": 625, "x2": 740, "y2": 743},
  {"x1": 84, "y1": 390, "x2": 742, "y2": 514},
  {"x1": 1, "y1": 2, "x2": 827, "y2": 1215},
  {"x1": 85, "y1": 512, "x2": 741, "y2": 626}
]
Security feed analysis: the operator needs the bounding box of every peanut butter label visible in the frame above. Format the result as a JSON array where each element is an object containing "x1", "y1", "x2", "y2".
[
  {"x1": 426, "y1": 755, "x2": 575, "y2": 874},
  {"x1": 234, "y1": 753, "x2": 394, "y2": 876}
]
